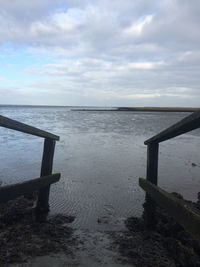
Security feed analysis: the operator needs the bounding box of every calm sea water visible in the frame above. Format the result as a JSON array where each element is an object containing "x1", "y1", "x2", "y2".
[{"x1": 0, "y1": 106, "x2": 199, "y2": 230}]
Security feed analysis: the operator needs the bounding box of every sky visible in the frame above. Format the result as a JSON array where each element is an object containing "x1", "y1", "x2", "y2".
[{"x1": 0, "y1": 0, "x2": 200, "y2": 107}]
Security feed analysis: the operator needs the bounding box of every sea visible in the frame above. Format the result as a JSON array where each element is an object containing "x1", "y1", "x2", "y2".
[{"x1": 0, "y1": 106, "x2": 199, "y2": 230}]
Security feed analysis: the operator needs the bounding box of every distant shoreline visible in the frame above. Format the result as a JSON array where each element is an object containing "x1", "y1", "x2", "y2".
[
  {"x1": 0, "y1": 105, "x2": 199, "y2": 112},
  {"x1": 72, "y1": 107, "x2": 200, "y2": 112}
]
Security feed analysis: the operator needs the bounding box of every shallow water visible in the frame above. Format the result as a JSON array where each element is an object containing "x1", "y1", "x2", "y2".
[{"x1": 0, "y1": 106, "x2": 199, "y2": 230}]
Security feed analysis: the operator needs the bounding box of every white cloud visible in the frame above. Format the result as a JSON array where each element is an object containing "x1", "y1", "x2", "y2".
[
  {"x1": 0, "y1": 0, "x2": 200, "y2": 106},
  {"x1": 124, "y1": 14, "x2": 154, "y2": 37},
  {"x1": 30, "y1": 8, "x2": 83, "y2": 37},
  {"x1": 128, "y1": 61, "x2": 164, "y2": 70}
]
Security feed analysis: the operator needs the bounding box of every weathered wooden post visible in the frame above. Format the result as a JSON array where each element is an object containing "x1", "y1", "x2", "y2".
[
  {"x1": 144, "y1": 142, "x2": 159, "y2": 229},
  {"x1": 36, "y1": 138, "x2": 56, "y2": 222}
]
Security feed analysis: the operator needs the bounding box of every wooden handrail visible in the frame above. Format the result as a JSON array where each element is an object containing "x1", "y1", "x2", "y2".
[
  {"x1": 0, "y1": 114, "x2": 60, "y2": 222},
  {"x1": 0, "y1": 173, "x2": 60, "y2": 204},
  {"x1": 142, "y1": 111, "x2": 200, "y2": 230},
  {"x1": 145, "y1": 111, "x2": 200, "y2": 144},
  {"x1": 139, "y1": 178, "x2": 200, "y2": 242},
  {"x1": 0, "y1": 115, "x2": 59, "y2": 140}
]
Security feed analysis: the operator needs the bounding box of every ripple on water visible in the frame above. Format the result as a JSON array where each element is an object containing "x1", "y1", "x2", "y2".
[{"x1": 0, "y1": 107, "x2": 199, "y2": 229}]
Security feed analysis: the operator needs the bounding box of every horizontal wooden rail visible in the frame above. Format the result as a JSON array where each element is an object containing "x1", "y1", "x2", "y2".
[
  {"x1": 0, "y1": 173, "x2": 60, "y2": 204},
  {"x1": 145, "y1": 111, "x2": 200, "y2": 144},
  {"x1": 139, "y1": 178, "x2": 200, "y2": 242},
  {"x1": 0, "y1": 115, "x2": 59, "y2": 140}
]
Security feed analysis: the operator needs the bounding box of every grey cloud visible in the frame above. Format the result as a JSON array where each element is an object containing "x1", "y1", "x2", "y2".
[{"x1": 0, "y1": 0, "x2": 200, "y2": 106}]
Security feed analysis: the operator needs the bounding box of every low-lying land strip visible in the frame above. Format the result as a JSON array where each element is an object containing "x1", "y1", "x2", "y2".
[{"x1": 72, "y1": 107, "x2": 200, "y2": 112}]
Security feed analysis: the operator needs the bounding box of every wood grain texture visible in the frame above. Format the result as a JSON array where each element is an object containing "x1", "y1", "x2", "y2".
[
  {"x1": 145, "y1": 143, "x2": 159, "y2": 229},
  {"x1": 36, "y1": 138, "x2": 56, "y2": 221},
  {"x1": 0, "y1": 173, "x2": 60, "y2": 203},
  {"x1": 139, "y1": 178, "x2": 200, "y2": 242}
]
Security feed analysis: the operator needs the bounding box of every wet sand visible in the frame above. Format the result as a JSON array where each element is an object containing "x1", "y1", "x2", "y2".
[
  {"x1": 0, "y1": 197, "x2": 76, "y2": 266},
  {"x1": 1, "y1": 194, "x2": 199, "y2": 267}
]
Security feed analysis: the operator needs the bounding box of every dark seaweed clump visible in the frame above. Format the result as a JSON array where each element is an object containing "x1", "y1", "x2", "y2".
[
  {"x1": 112, "y1": 193, "x2": 200, "y2": 267},
  {"x1": 0, "y1": 196, "x2": 76, "y2": 265}
]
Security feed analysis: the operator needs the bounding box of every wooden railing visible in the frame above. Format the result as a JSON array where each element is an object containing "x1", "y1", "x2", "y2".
[
  {"x1": 0, "y1": 115, "x2": 60, "y2": 222},
  {"x1": 139, "y1": 111, "x2": 200, "y2": 242}
]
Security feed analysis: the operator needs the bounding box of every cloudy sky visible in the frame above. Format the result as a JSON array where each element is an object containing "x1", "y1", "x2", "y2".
[{"x1": 0, "y1": 0, "x2": 200, "y2": 107}]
